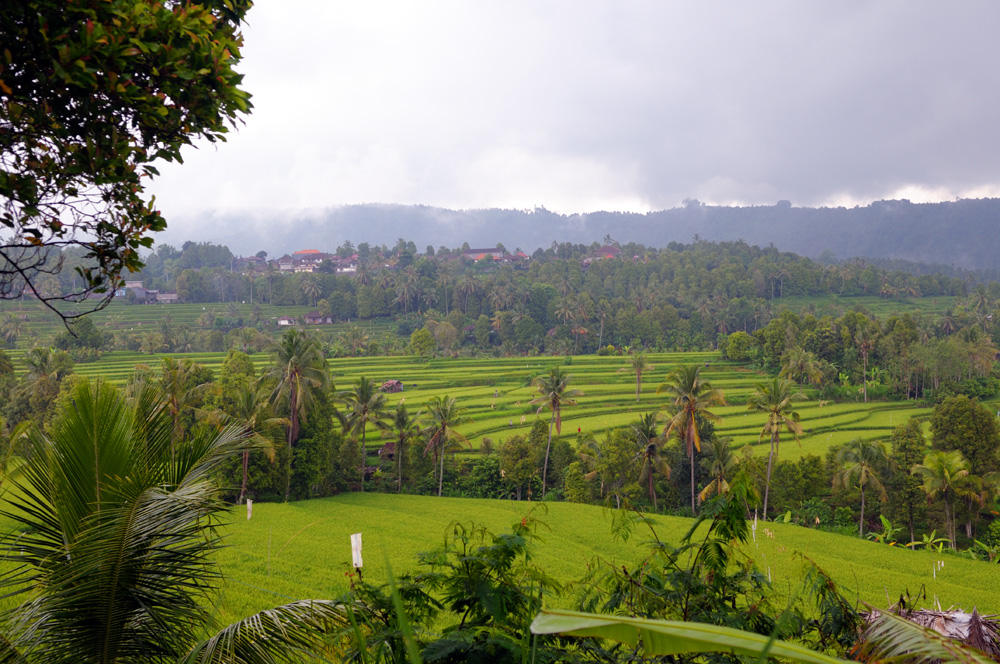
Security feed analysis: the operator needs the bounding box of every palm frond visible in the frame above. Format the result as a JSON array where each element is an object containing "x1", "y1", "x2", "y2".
[{"x1": 183, "y1": 600, "x2": 348, "y2": 664}]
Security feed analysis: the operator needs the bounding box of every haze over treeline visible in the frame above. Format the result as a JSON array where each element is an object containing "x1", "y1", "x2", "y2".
[{"x1": 169, "y1": 198, "x2": 1000, "y2": 270}]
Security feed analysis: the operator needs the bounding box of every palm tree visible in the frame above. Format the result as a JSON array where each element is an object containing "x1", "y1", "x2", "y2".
[
  {"x1": 300, "y1": 274, "x2": 321, "y2": 307},
  {"x1": 746, "y1": 377, "x2": 804, "y2": 518},
  {"x1": 780, "y1": 347, "x2": 823, "y2": 386},
  {"x1": 158, "y1": 356, "x2": 207, "y2": 456},
  {"x1": 387, "y1": 402, "x2": 422, "y2": 493},
  {"x1": 855, "y1": 326, "x2": 877, "y2": 402},
  {"x1": 627, "y1": 351, "x2": 653, "y2": 402},
  {"x1": 262, "y1": 329, "x2": 329, "y2": 501},
  {"x1": 421, "y1": 395, "x2": 469, "y2": 497},
  {"x1": 0, "y1": 380, "x2": 344, "y2": 664},
  {"x1": 211, "y1": 381, "x2": 288, "y2": 504},
  {"x1": 657, "y1": 364, "x2": 725, "y2": 514},
  {"x1": 833, "y1": 439, "x2": 890, "y2": 537},
  {"x1": 1, "y1": 312, "x2": 24, "y2": 345},
  {"x1": 633, "y1": 412, "x2": 669, "y2": 510},
  {"x1": 912, "y1": 450, "x2": 973, "y2": 548},
  {"x1": 699, "y1": 436, "x2": 736, "y2": 502},
  {"x1": 336, "y1": 376, "x2": 391, "y2": 491},
  {"x1": 531, "y1": 367, "x2": 583, "y2": 498}
]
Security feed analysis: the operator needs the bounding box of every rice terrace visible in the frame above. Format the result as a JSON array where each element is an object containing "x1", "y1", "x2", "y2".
[{"x1": 4, "y1": 2, "x2": 1000, "y2": 659}]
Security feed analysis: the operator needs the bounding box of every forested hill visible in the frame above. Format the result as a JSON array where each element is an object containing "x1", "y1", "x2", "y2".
[{"x1": 175, "y1": 198, "x2": 1000, "y2": 270}]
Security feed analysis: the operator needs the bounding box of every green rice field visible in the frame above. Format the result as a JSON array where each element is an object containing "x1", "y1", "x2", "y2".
[
  {"x1": 213, "y1": 493, "x2": 1000, "y2": 624},
  {"x1": 13, "y1": 348, "x2": 956, "y2": 462}
]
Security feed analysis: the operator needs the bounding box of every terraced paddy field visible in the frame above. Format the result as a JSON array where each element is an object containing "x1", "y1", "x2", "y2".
[
  {"x1": 213, "y1": 493, "x2": 1000, "y2": 624},
  {"x1": 0, "y1": 300, "x2": 401, "y2": 347},
  {"x1": 19, "y1": 349, "x2": 972, "y2": 461},
  {"x1": 776, "y1": 295, "x2": 960, "y2": 318}
]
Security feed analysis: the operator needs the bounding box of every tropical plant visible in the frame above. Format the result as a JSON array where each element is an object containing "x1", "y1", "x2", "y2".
[
  {"x1": 746, "y1": 377, "x2": 804, "y2": 518},
  {"x1": 262, "y1": 329, "x2": 329, "y2": 501},
  {"x1": 632, "y1": 412, "x2": 669, "y2": 510},
  {"x1": 627, "y1": 350, "x2": 653, "y2": 402},
  {"x1": 780, "y1": 347, "x2": 824, "y2": 386},
  {"x1": 209, "y1": 381, "x2": 287, "y2": 504},
  {"x1": 0, "y1": 380, "x2": 345, "y2": 664},
  {"x1": 531, "y1": 366, "x2": 583, "y2": 498},
  {"x1": 421, "y1": 395, "x2": 469, "y2": 497},
  {"x1": 387, "y1": 402, "x2": 422, "y2": 493},
  {"x1": 912, "y1": 450, "x2": 974, "y2": 548},
  {"x1": 658, "y1": 364, "x2": 725, "y2": 513},
  {"x1": 336, "y1": 376, "x2": 391, "y2": 491},
  {"x1": 699, "y1": 435, "x2": 736, "y2": 502},
  {"x1": 833, "y1": 439, "x2": 891, "y2": 538}
]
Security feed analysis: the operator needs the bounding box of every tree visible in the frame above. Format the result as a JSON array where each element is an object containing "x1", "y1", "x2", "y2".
[
  {"x1": 699, "y1": 436, "x2": 736, "y2": 502},
  {"x1": 409, "y1": 327, "x2": 435, "y2": 358},
  {"x1": 0, "y1": 380, "x2": 345, "y2": 664},
  {"x1": 912, "y1": 450, "x2": 974, "y2": 549},
  {"x1": 627, "y1": 350, "x2": 653, "y2": 403},
  {"x1": 300, "y1": 274, "x2": 321, "y2": 307},
  {"x1": 0, "y1": 1, "x2": 252, "y2": 320},
  {"x1": 633, "y1": 412, "x2": 670, "y2": 510},
  {"x1": 498, "y1": 434, "x2": 538, "y2": 500},
  {"x1": 387, "y1": 402, "x2": 421, "y2": 493},
  {"x1": 211, "y1": 381, "x2": 287, "y2": 504},
  {"x1": 780, "y1": 347, "x2": 824, "y2": 386},
  {"x1": 658, "y1": 364, "x2": 725, "y2": 514},
  {"x1": 746, "y1": 377, "x2": 804, "y2": 519},
  {"x1": 421, "y1": 395, "x2": 469, "y2": 497},
  {"x1": 929, "y1": 395, "x2": 1000, "y2": 474},
  {"x1": 531, "y1": 366, "x2": 583, "y2": 498},
  {"x1": 262, "y1": 329, "x2": 329, "y2": 501},
  {"x1": 336, "y1": 376, "x2": 390, "y2": 491},
  {"x1": 833, "y1": 439, "x2": 890, "y2": 537},
  {"x1": 885, "y1": 419, "x2": 929, "y2": 543}
]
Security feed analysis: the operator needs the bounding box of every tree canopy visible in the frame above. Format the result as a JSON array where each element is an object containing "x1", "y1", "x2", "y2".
[{"x1": 0, "y1": 0, "x2": 251, "y2": 318}]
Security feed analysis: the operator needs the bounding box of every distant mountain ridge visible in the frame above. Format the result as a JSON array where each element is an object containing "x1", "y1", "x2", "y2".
[{"x1": 164, "y1": 197, "x2": 1000, "y2": 270}]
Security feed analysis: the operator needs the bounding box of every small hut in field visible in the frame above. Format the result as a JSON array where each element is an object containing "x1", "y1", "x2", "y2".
[{"x1": 380, "y1": 379, "x2": 403, "y2": 393}]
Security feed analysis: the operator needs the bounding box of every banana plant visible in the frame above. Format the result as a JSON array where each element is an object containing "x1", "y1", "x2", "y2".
[
  {"x1": 867, "y1": 515, "x2": 903, "y2": 545},
  {"x1": 906, "y1": 530, "x2": 950, "y2": 552}
]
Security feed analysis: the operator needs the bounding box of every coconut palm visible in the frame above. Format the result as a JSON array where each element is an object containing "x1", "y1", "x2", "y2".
[
  {"x1": 699, "y1": 436, "x2": 736, "y2": 502},
  {"x1": 746, "y1": 377, "x2": 804, "y2": 518},
  {"x1": 780, "y1": 347, "x2": 824, "y2": 386},
  {"x1": 336, "y1": 376, "x2": 391, "y2": 491},
  {"x1": 300, "y1": 274, "x2": 321, "y2": 307},
  {"x1": 531, "y1": 366, "x2": 583, "y2": 498},
  {"x1": 833, "y1": 439, "x2": 891, "y2": 537},
  {"x1": 855, "y1": 326, "x2": 877, "y2": 402},
  {"x1": 158, "y1": 356, "x2": 208, "y2": 456},
  {"x1": 1, "y1": 312, "x2": 24, "y2": 345},
  {"x1": 387, "y1": 402, "x2": 422, "y2": 493},
  {"x1": 0, "y1": 380, "x2": 344, "y2": 664},
  {"x1": 421, "y1": 395, "x2": 469, "y2": 497},
  {"x1": 912, "y1": 450, "x2": 974, "y2": 548},
  {"x1": 262, "y1": 329, "x2": 329, "y2": 501},
  {"x1": 657, "y1": 364, "x2": 725, "y2": 514},
  {"x1": 210, "y1": 381, "x2": 288, "y2": 504},
  {"x1": 632, "y1": 413, "x2": 669, "y2": 510},
  {"x1": 627, "y1": 350, "x2": 653, "y2": 402}
]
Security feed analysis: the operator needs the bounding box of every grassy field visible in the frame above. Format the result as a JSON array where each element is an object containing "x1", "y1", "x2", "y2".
[
  {"x1": 213, "y1": 493, "x2": 1000, "y2": 624},
  {"x1": 775, "y1": 295, "x2": 961, "y2": 318},
  {"x1": 19, "y1": 349, "x2": 958, "y2": 463}
]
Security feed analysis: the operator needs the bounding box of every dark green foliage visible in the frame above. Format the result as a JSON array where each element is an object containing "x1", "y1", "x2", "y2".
[
  {"x1": 0, "y1": 0, "x2": 251, "y2": 310},
  {"x1": 930, "y1": 395, "x2": 1000, "y2": 473},
  {"x1": 884, "y1": 419, "x2": 930, "y2": 543}
]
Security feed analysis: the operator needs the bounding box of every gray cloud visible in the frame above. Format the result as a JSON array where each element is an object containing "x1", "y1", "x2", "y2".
[{"x1": 148, "y1": 1, "x2": 1000, "y2": 238}]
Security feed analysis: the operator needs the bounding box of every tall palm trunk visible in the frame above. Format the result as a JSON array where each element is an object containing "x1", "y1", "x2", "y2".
[
  {"x1": 687, "y1": 426, "x2": 696, "y2": 514},
  {"x1": 542, "y1": 413, "x2": 555, "y2": 498},
  {"x1": 239, "y1": 451, "x2": 249, "y2": 504},
  {"x1": 859, "y1": 484, "x2": 866, "y2": 538},
  {"x1": 397, "y1": 440, "x2": 403, "y2": 493},
  {"x1": 648, "y1": 464, "x2": 657, "y2": 511},
  {"x1": 438, "y1": 437, "x2": 446, "y2": 497},
  {"x1": 763, "y1": 432, "x2": 778, "y2": 518},
  {"x1": 359, "y1": 424, "x2": 366, "y2": 492},
  {"x1": 284, "y1": 388, "x2": 298, "y2": 502}
]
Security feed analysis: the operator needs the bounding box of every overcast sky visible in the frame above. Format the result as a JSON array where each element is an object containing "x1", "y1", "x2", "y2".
[{"x1": 148, "y1": 1, "x2": 1000, "y2": 235}]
